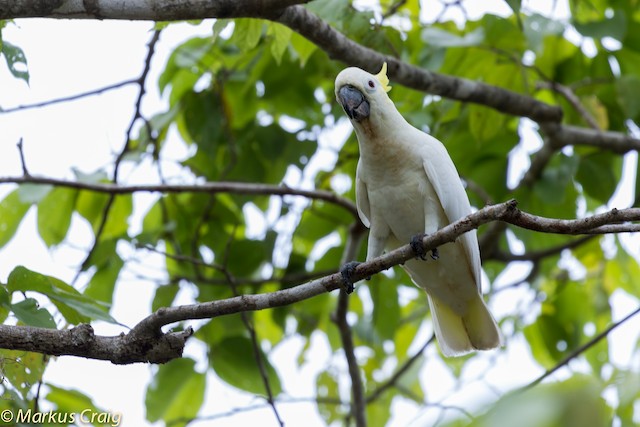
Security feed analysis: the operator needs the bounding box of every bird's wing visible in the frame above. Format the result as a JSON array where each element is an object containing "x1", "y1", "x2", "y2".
[
  {"x1": 420, "y1": 134, "x2": 482, "y2": 289},
  {"x1": 355, "y1": 162, "x2": 371, "y2": 228}
]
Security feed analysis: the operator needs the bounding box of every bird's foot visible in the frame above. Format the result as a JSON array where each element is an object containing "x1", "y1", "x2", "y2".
[
  {"x1": 340, "y1": 261, "x2": 362, "y2": 294},
  {"x1": 410, "y1": 234, "x2": 428, "y2": 260},
  {"x1": 410, "y1": 234, "x2": 439, "y2": 261}
]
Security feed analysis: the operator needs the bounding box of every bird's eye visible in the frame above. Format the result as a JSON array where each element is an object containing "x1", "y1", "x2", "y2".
[{"x1": 364, "y1": 79, "x2": 376, "y2": 93}]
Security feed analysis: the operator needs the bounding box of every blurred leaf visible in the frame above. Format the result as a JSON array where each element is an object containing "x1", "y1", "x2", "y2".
[
  {"x1": 290, "y1": 32, "x2": 317, "y2": 66},
  {"x1": 210, "y1": 335, "x2": 282, "y2": 395},
  {"x1": 616, "y1": 76, "x2": 640, "y2": 121},
  {"x1": 473, "y1": 375, "x2": 610, "y2": 427},
  {"x1": 576, "y1": 152, "x2": 620, "y2": 203},
  {"x1": 0, "y1": 350, "x2": 46, "y2": 402},
  {"x1": 8, "y1": 266, "x2": 115, "y2": 324},
  {"x1": 573, "y1": 9, "x2": 626, "y2": 40},
  {"x1": 422, "y1": 27, "x2": 485, "y2": 47},
  {"x1": 47, "y1": 385, "x2": 101, "y2": 413},
  {"x1": 1, "y1": 40, "x2": 29, "y2": 83},
  {"x1": 233, "y1": 19, "x2": 263, "y2": 51},
  {"x1": 145, "y1": 358, "x2": 206, "y2": 425},
  {"x1": 85, "y1": 253, "x2": 123, "y2": 305},
  {"x1": 316, "y1": 370, "x2": 343, "y2": 424},
  {"x1": 371, "y1": 278, "x2": 400, "y2": 341},
  {"x1": 469, "y1": 104, "x2": 504, "y2": 143},
  {"x1": 37, "y1": 187, "x2": 78, "y2": 247},
  {"x1": 151, "y1": 284, "x2": 180, "y2": 312},
  {"x1": 11, "y1": 298, "x2": 56, "y2": 329},
  {"x1": 0, "y1": 189, "x2": 31, "y2": 249},
  {"x1": 268, "y1": 22, "x2": 292, "y2": 64}
]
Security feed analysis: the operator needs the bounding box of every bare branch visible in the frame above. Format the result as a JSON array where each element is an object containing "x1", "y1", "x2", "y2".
[
  {"x1": 0, "y1": 323, "x2": 192, "y2": 364},
  {"x1": 332, "y1": 223, "x2": 368, "y2": 427},
  {"x1": 1, "y1": 201, "x2": 639, "y2": 363},
  {"x1": 72, "y1": 29, "x2": 161, "y2": 283},
  {"x1": 0, "y1": 79, "x2": 138, "y2": 114},
  {"x1": 542, "y1": 122, "x2": 640, "y2": 154},
  {"x1": 16, "y1": 139, "x2": 30, "y2": 176},
  {"x1": 0, "y1": 176, "x2": 360, "y2": 219},
  {"x1": 366, "y1": 335, "x2": 435, "y2": 403},
  {"x1": 276, "y1": 6, "x2": 562, "y2": 123},
  {"x1": 537, "y1": 81, "x2": 600, "y2": 130},
  {"x1": 0, "y1": 0, "x2": 311, "y2": 20}
]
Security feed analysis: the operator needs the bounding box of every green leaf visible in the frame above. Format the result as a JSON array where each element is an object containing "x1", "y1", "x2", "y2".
[
  {"x1": 7, "y1": 266, "x2": 116, "y2": 324},
  {"x1": 1, "y1": 40, "x2": 29, "y2": 83},
  {"x1": 11, "y1": 298, "x2": 56, "y2": 329},
  {"x1": 469, "y1": 104, "x2": 505, "y2": 143},
  {"x1": 76, "y1": 192, "x2": 132, "y2": 240},
  {"x1": 290, "y1": 32, "x2": 317, "y2": 66},
  {"x1": 422, "y1": 27, "x2": 485, "y2": 47},
  {"x1": 268, "y1": 23, "x2": 292, "y2": 65},
  {"x1": 145, "y1": 358, "x2": 206, "y2": 425},
  {"x1": 233, "y1": 19, "x2": 264, "y2": 51},
  {"x1": 84, "y1": 253, "x2": 123, "y2": 305},
  {"x1": 0, "y1": 350, "x2": 47, "y2": 399},
  {"x1": 522, "y1": 14, "x2": 565, "y2": 52},
  {"x1": 18, "y1": 184, "x2": 52, "y2": 203},
  {"x1": 576, "y1": 152, "x2": 620, "y2": 203},
  {"x1": 0, "y1": 189, "x2": 31, "y2": 249},
  {"x1": 151, "y1": 285, "x2": 180, "y2": 312},
  {"x1": 371, "y1": 279, "x2": 400, "y2": 341},
  {"x1": 573, "y1": 9, "x2": 627, "y2": 40},
  {"x1": 46, "y1": 385, "x2": 101, "y2": 413},
  {"x1": 616, "y1": 76, "x2": 640, "y2": 121},
  {"x1": 316, "y1": 370, "x2": 343, "y2": 424},
  {"x1": 504, "y1": 0, "x2": 521, "y2": 15},
  {"x1": 210, "y1": 335, "x2": 282, "y2": 395},
  {"x1": 37, "y1": 187, "x2": 78, "y2": 247}
]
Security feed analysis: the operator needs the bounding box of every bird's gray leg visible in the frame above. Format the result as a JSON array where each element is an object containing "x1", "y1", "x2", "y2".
[
  {"x1": 340, "y1": 226, "x2": 388, "y2": 293},
  {"x1": 411, "y1": 199, "x2": 440, "y2": 261}
]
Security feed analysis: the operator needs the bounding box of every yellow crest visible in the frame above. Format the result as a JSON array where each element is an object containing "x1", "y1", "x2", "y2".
[{"x1": 375, "y1": 62, "x2": 392, "y2": 93}]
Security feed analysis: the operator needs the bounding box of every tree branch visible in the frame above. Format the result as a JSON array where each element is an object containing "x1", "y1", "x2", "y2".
[
  {"x1": 0, "y1": 78, "x2": 139, "y2": 114},
  {"x1": 276, "y1": 6, "x2": 562, "y2": 123},
  {"x1": 332, "y1": 222, "x2": 367, "y2": 427},
  {"x1": 1, "y1": 201, "x2": 639, "y2": 363},
  {"x1": 0, "y1": 0, "x2": 311, "y2": 20},
  {"x1": 0, "y1": 175, "x2": 359, "y2": 219}
]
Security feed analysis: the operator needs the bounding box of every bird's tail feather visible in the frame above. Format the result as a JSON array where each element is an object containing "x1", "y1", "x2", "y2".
[{"x1": 428, "y1": 294, "x2": 503, "y2": 357}]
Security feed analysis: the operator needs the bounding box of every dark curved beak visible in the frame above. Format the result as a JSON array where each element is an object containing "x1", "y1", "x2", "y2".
[{"x1": 338, "y1": 85, "x2": 370, "y2": 122}]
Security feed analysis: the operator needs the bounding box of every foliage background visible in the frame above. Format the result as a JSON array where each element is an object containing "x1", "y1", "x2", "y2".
[{"x1": 1, "y1": 0, "x2": 640, "y2": 426}]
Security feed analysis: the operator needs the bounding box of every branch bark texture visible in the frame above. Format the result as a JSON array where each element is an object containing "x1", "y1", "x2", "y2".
[{"x1": 1, "y1": 199, "x2": 639, "y2": 363}]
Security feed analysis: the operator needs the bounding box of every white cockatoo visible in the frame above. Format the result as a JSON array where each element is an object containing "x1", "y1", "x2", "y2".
[{"x1": 335, "y1": 63, "x2": 503, "y2": 357}]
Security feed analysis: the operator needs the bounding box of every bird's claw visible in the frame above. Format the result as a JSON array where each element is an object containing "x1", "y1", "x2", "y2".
[
  {"x1": 410, "y1": 234, "x2": 439, "y2": 261},
  {"x1": 410, "y1": 234, "x2": 428, "y2": 260},
  {"x1": 340, "y1": 261, "x2": 362, "y2": 294}
]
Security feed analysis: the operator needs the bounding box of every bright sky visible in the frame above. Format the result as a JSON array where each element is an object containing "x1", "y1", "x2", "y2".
[{"x1": 1, "y1": 1, "x2": 639, "y2": 426}]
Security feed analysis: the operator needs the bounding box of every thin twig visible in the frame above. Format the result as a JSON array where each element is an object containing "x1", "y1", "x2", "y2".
[
  {"x1": 366, "y1": 334, "x2": 435, "y2": 403},
  {"x1": 0, "y1": 79, "x2": 138, "y2": 114},
  {"x1": 16, "y1": 139, "x2": 30, "y2": 176},
  {"x1": 537, "y1": 81, "x2": 600, "y2": 130},
  {"x1": 72, "y1": 29, "x2": 162, "y2": 284},
  {"x1": 333, "y1": 222, "x2": 367, "y2": 427},
  {"x1": 514, "y1": 305, "x2": 640, "y2": 394},
  {"x1": 220, "y1": 226, "x2": 285, "y2": 427},
  {"x1": 0, "y1": 176, "x2": 359, "y2": 219}
]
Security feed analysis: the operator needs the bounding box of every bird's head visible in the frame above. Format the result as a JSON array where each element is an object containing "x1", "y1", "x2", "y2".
[{"x1": 335, "y1": 63, "x2": 392, "y2": 123}]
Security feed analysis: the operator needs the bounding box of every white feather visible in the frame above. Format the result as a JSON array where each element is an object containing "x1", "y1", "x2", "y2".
[{"x1": 335, "y1": 67, "x2": 503, "y2": 356}]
